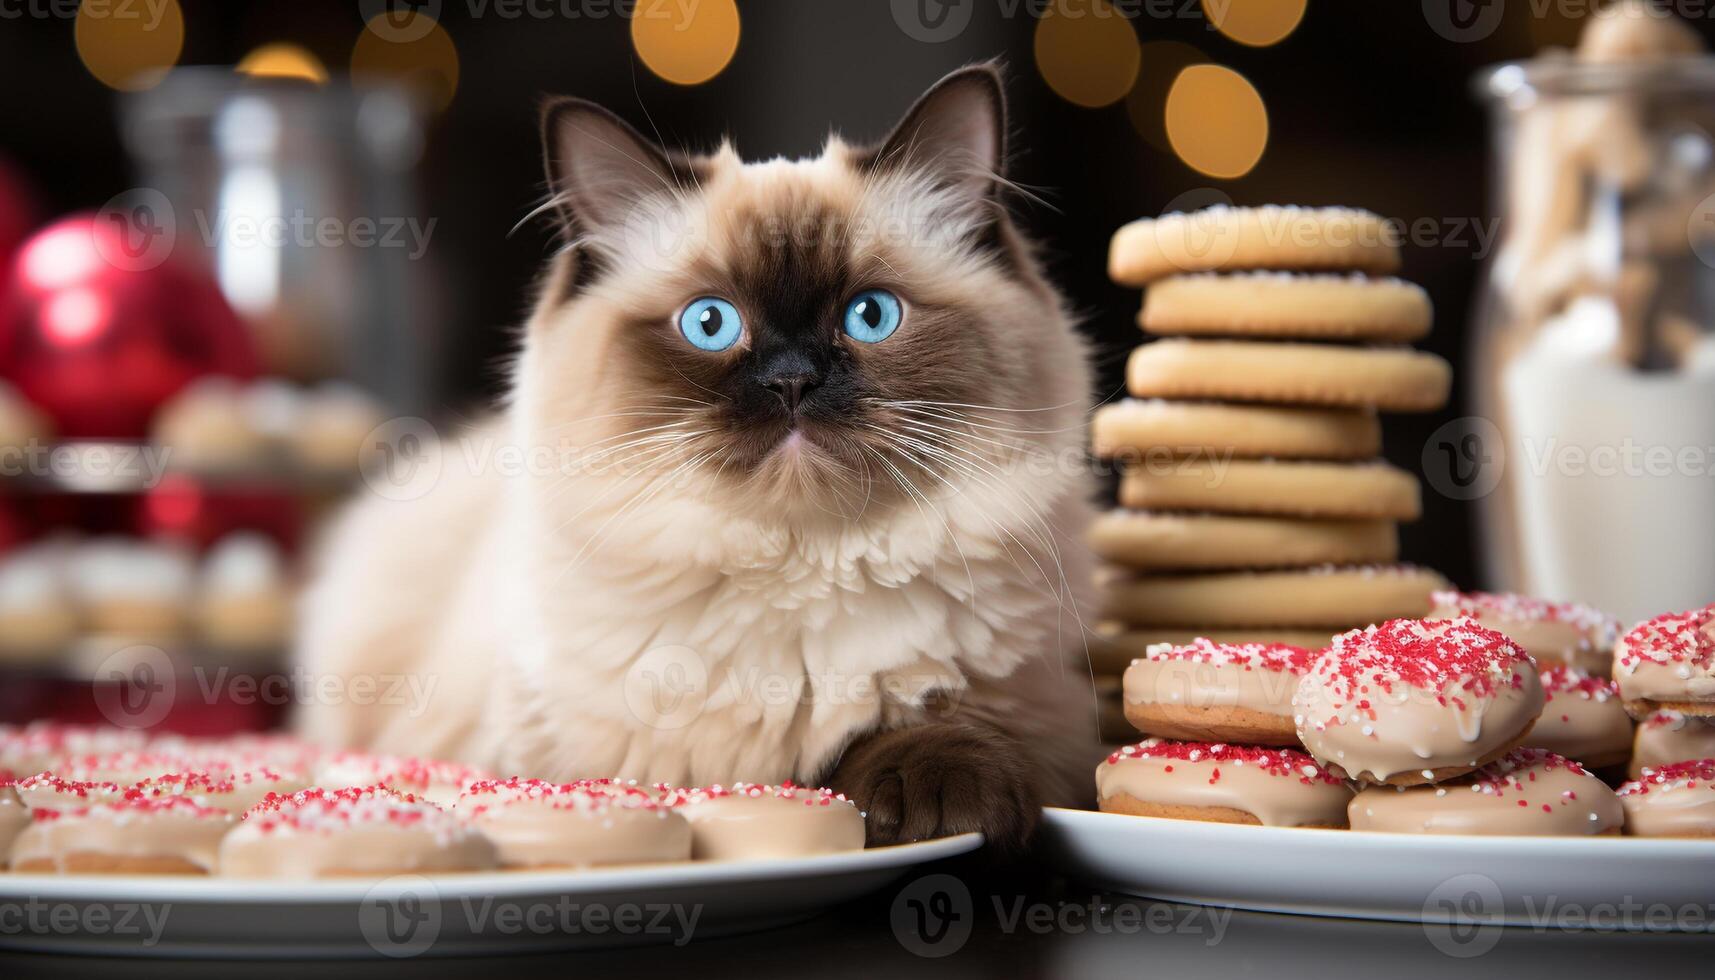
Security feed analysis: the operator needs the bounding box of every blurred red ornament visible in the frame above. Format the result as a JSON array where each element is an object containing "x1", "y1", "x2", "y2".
[
  {"x1": 0, "y1": 211, "x2": 257, "y2": 439},
  {"x1": 0, "y1": 157, "x2": 39, "y2": 309}
]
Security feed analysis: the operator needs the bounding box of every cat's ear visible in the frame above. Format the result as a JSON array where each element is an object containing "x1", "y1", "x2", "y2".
[
  {"x1": 865, "y1": 63, "x2": 1007, "y2": 200},
  {"x1": 539, "y1": 97, "x2": 687, "y2": 239}
]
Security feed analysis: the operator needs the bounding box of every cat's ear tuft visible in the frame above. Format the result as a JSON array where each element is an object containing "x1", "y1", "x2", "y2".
[
  {"x1": 866, "y1": 63, "x2": 1007, "y2": 200},
  {"x1": 539, "y1": 97, "x2": 685, "y2": 239}
]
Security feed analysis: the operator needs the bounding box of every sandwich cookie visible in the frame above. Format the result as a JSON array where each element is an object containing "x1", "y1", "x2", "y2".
[
  {"x1": 1140, "y1": 272, "x2": 1431, "y2": 342},
  {"x1": 11, "y1": 796, "x2": 233, "y2": 874},
  {"x1": 1348, "y1": 749, "x2": 1623, "y2": 836},
  {"x1": 1119, "y1": 459, "x2": 1421, "y2": 520},
  {"x1": 456, "y1": 778, "x2": 692, "y2": 870},
  {"x1": 1099, "y1": 564, "x2": 1448, "y2": 629},
  {"x1": 1093, "y1": 399, "x2": 1381, "y2": 461},
  {"x1": 1109, "y1": 206, "x2": 1401, "y2": 286},
  {"x1": 1293, "y1": 618, "x2": 1545, "y2": 785},
  {"x1": 1523, "y1": 666, "x2": 1633, "y2": 771},
  {"x1": 220, "y1": 786, "x2": 498, "y2": 878},
  {"x1": 1631, "y1": 710, "x2": 1715, "y2": 778},
  {"x1": 1096, "y1": 739, "x2": 1351, "y2": 828},
  {"x1": 1618, "y1": 760, "x2": 1715, "y2": 838},
  {"x1": 1614, "y1": 603, "x2": 1715, "y2": 719},
  {"x1": 1089, "y1": 511, "x2": 1397, "y2": 572},
  {"x1": 1121, "y1": 639, "x2": 1315, "y2": 745},
  {"x1": 666, "y1": 783, "x2": 864, "y2": 860},
  {"x1": 1126, "y1": 339, "x2": 1452, "y2": 413},
  {"x1": 1429, "y1": 590, "x2": 1619, "y2": 676}
]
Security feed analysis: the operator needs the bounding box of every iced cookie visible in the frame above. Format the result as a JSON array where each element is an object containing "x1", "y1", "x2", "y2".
[
  {"x1": 13, "y1": 774, "x2": 125, "y2": 810},
  {"x1": 1119, "y1": 459, "x2": 1420, "y2": 520},
  {"x1": 1429, "y1": 590, "x2": 1619, "y2": 676},
  {"x1": 1126, "y1": 339, "x2": 1452, "y2": 413},
  {"x1": 1293, "y1": 618, "x2": 1545, "y2": 785},
  {"x1": 0, "y1": 548, "x2": 79, "y2": 662},
  {"x1": 457, "y1": 778, "x2": 691, "y2": 870},
  {"x1": 1, "y1": 782, "x2": 28, "y2": 866},
  {"x1": 1099, "y1": 564, "x2": 1447, "y2": 629},
  {"x1": 1348, "y1": 749, "x2": 1623, "y2": 836},
  {"x1": 152, "y1": 377, "x2": 268, "y2": 472},
  {"x1": 193, "y1": 533, "x2": 294, "y2": 653},
  {"x1": 1140, "y1": 272, "x2": 1431, "y2": 342},
  {"x1": 1121, "y1": 639, "x2": 1315, "y2": 745},
  {"x1": 1088, "y1": 511, "x2": 1398, "y2": 572},
  {"x1": 1618, "y1": 760, "x2": 1715, "y2": 838},
  {"x1": 0, "y1": 724, "x2": 150, "y2": 777},
  {"x1": 11, "y1": 796, "x2": 233, "y2": 874},
  {"x1": 1523, "y1": 666, "x2": 1633, "y2": 771},
  {"x1": 667, "y1": 783, "x2": 864, "y2": 860},
  {"x1": 289, "y1": 382, "x2": 384, "y2": 473},
  {"x1": 1109, "y1": 206, "x2": 1401, "y2": 286},
  {"x1": 1092, "y1": 399, "x2": 1381, "y2": 461},
  {"x1": 314, "y1": 753, "x2": 492, "y2": 806},
  {"x1": 1614, "y1": 603, "x2": 1715, "y2": 718},
  {"x1": 129, "y1": 769, "x2": 310, "y2": 814},
  {"x1": 1090, "y1": 625, "x2": 1337, "y2": 674},
  {"x1": 1096, "y1": 739, "x2": 1351, "y2": 828},
  {"x1": 220, "y1": 786, "x2": 497, "y2": 878},
  {"x1": 1631, "y1": 710, "x2": 1715, "y2": 778}
]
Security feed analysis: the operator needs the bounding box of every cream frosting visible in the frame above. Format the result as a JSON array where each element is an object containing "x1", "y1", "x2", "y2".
[
  {"x1": 129, "y1": 769, "x2": 311, "y2": 814},
  {"x1": 1, "y1": 786, "x2": 28, "y2": 867},
  {"x1": 14, "y1": 774, "x2": 125, "y2": 810},
  {"x1": 1632, "y1": 710, "x2": 1715, "y2": 778},
  {"x1": 0, "y1": 723, "x2": 150, "y2": 776},
  {"x1": 1430, "y1": 590, "x2": 1618, "y2": 675},
  {"x1": 1096, "y1": 739, "x2": 1351, "y2": 828},
  {"x1": 1614, "y1": 604, "x2": 1715, "y2": 705},
  {"x1": 219, "y1": 786, "x2": 497, "y2": 878},
  {"x1": 11, "y1": 796, "x2": 233, "y2": 873},
  {"x1": 1293, "y1": 618, "x2": 1545, "y2": 782},
  {"x1": 667, "y1": 784, "x2": 864, "y2": 860},
  {"x1": 1124, "y1": 640, "x2": 1312, "y2": 716},
  {"x1": 457, "y1": 778, "x2": 691, "y2": 869},
  {"x1": 1349, "y1": 749, "x2": 1623, "y2": 836},
  {"x1": 1618, "y1": 760, "x2": 1715, "y2": 838},
  {"x1": 1524, "y1": 666, "x2": 1633, "y2": 766},
  {"x1": 313, "y1": 753, "x2": 492, "y2": 807}
]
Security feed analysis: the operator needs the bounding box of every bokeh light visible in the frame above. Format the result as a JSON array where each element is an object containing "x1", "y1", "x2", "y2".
[
  {"x1": 1034, "y1": 0, "x2": 1141, "y2": 108},
  {"x1": 1125, "y1": 40, "x2": 1206, "y2": 153},
  {"x1": 631, "y1": 0, "x2": 741, "y2": 86},
  {"x1": 75, "y1": 0, "x2": 185, "y2": 91},
  {"x1": 1203, "y1": 0, "x2": 1307, "y2": 48},
  {"x1": 237, "y1": 43, "x2": 329, "y2": 85},
  {"x1": 1165, "y1": 64, "x2": 1269, "y2": 179},
  {"x1": 351, "y1": 13, "x2": 460, "y2": 112}
]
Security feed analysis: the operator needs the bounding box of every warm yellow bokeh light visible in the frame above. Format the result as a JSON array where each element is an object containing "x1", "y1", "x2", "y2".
[
  {"x1": 351, "y1": 13, "x2": 460, "y2": 111},
  {"x1": 631, "y1": 0, "x2": 741, "y2": 86},
  {"x1": 1165, "y1": 64, "x2": 1269, "y2": 179},
  {"x1": 237, "y1": 43, "x2": 329, "y2": 85},
  {"x1": 1125, "y1": 40, "x2": 1206, "y2": 152},
  {"x1": 76, "y1": 0, "x2": 185, "y2": 91},
  {"x1": 1203, "y1": 0, "x2": 1307, "y2": 48},
  {"x1": 1035, "y1": 0, "x2": 1141, "y2": 108}
]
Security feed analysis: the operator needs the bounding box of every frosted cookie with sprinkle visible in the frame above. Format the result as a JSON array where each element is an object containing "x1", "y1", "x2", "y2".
[
  {"x1": 13, "y1": 773, "x2": 125, "y2": 810},
  {"x1": 1088, "y1": 511, "x2": 1398, "y2": 572},
  {"x1": 1348, "y1": 749, "x2": 1622, "y2": 836},
  {"x1": 1140, "y1": 272, "x2": 1431, "y2": 342},
  {"x1": 129, "y1": 769, "x2": 310, "y2": 814},
  {"x1": 11, "y1": 796, "x2": 234, "y2": 874},
  {"x1": 1614, "y1": 604, "x2": 1715, "y2": 719},
  {"x1": 1293, "y1": 618, "x2": 1545, "y2": 785},
  {"x1": 1090, "y1": 625, "x2": 1337, "y2": 675},
  {"x1": 314, "y1": 752, "x2": 492, "y2": 806},
  {"x1": 1126, "y1": 339, "x2": 1452, "y2": 413},
  {"x1": 0, "y1": 723, "x2": 149, "y2": 776},
  {"x1": 1109, "y1": 206, "x2": 1401, "y2": 286},
  {"x1": 1118, "y1": 459, "x2": 1421, "y2": 521},
  {"x1": 1618, "y1": 760, "x2": 1715, "y2": 838},
  {"x1": 1522, "y1": 666, "x2": 1633, "y2": 771},
  {"x1": 1099, "y1": 564, "x2": 1447, "y2": 629},
  {"x1": 1092, "y1": 399, "x2": 1381, "y2": 461},
  {"x1": 1, "y1": 780, "x2": 27, "y2": 866},
  {"x1": 1631, "y1": 710, "x2": 1715, "y2": 778},
  {"x1": 456, "y1": 778, "x2": 691, "y2": 869},
  {"x1": 1096, "y1": 739, "x2": 1351, "y2": 828},
  {"x1": 1429, "y1": 590, "x2": 1619, "y2": 676},
  {"x1": 1121, "y1": 639, "x2": 1316, "y2": 745},
  {"x1": 219, "y1": 786, "x2": 497, "y2": 878},
  {"x1": 666, "y1": 783, "x2": 863, "y2": 860}
]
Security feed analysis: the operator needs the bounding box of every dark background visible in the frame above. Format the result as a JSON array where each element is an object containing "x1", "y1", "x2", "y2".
[{"x1": 5, "y1": 0, "x2": 1710, "y2": 589}]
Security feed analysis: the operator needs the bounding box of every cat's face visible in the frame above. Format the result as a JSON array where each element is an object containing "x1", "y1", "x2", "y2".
[{"x1": 521, "y1": 68, "x2": 1089, "y2": 521}]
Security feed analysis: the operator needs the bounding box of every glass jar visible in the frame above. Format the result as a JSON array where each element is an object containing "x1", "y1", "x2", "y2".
[{"x1": 1472, "y1": 56, "x2": 1715, "y2": 623}]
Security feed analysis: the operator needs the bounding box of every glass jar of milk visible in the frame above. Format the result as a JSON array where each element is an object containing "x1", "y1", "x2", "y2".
[{"x1": 1474, "y1": 56, "x2": 1715, "y2": 624}]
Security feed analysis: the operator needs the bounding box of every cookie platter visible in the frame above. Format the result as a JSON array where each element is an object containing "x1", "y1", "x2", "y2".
[
  {"x1": 0, "y1": 832, "x2": 982, "y2": 958},
  {"x1": 1042, "y1": 807, "x2": 1709, "y2": 931}
]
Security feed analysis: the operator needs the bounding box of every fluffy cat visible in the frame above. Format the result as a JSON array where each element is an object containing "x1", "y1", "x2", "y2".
[{"x1": 295, "y1": 65, "x2": 1097, "y2": 849}]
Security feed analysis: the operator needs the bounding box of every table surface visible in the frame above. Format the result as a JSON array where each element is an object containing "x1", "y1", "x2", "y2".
[{"x1": 3, "y1": 853, "x2": 1707, "y2": 978}]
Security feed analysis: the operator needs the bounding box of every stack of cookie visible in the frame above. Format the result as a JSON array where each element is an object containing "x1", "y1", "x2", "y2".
[{"x1": 1089, "y1": 205, "x2": 1453, "y2": 731}]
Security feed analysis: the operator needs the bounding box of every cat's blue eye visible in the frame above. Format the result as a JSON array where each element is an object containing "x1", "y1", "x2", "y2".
[
  {"x1": 678, "y1": 297, "x2": 743, "y2": 352},
  {"x1": 842, "y1": 289, "x2": 902, "y2": 344}
]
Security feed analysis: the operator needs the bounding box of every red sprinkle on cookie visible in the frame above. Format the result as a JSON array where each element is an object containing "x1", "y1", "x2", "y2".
[
  {"x1": 1144, "y1": 638, "x2": 1316, "y2": 674},
  {"x1": 1104, "y1": 740, "x2": 1344, "y2": 786}
]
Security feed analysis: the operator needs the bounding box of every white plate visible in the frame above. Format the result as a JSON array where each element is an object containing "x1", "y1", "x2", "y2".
[
  {"x1": 1042, "y1": 807, "x2": 1714, "y2": 932},
  {"x1": 0, "y1": 833, "x2": 982, "y2": 958}
]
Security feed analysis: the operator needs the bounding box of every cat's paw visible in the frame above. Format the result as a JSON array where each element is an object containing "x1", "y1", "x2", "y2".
[{"x1": 824, "y1": 723, "x2": 1040, "y2": 853}]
